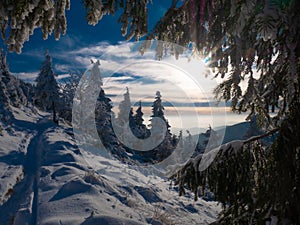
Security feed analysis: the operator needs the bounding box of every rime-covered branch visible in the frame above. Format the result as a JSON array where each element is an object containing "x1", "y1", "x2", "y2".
[
  {"x1": 0, "y1": 0, "x2": 149, "y2": 53},
  {"x1": 243, "y1": 127, "x2": 280, "y2": 144}
]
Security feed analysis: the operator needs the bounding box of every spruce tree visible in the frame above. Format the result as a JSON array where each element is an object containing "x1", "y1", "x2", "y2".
[
  {"x1": 0, "y1": 49, "x2": 28, "y2": 107},
  {"x1": 151, "y1": 91, "x2": 171, "y2": 132},
  {"x1": 34, "y1": 51, "x2": 59, "y2": 112},
  {"x1": 150, "y1": 91, "x2": 173, "y2": 161},
  {"x1": 117, "y1": 87, "x2": 132, "y2": 128},
  {"x1": 128, "y1": 107, "x2": 135, "y2": 134},
  {"x1": 0, "y1": 50, "x2": 13, "y2": 122},
  {"x1": 149, "y1": 1, "x2": 300, "y2": 223},
  {"x1": 96, "y1": 89, "x2": 128, "y2": 160},
  {"x1": 91, "y1": 63, "x2": 128, "y2": 160},
  {"x1": 95, "y1": 88, "x2": 116, "y2": 147},
  {"x1": 133, "y1": 100, "x2": 150, "y2": 139},
  {"x1": 0, "y1": 49, "x2": 30, "y2": 122}
]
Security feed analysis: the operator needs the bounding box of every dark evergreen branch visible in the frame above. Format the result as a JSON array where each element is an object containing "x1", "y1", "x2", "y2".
[{"x1": 243, "y1": 127, "x2": 280, "y2": 144}]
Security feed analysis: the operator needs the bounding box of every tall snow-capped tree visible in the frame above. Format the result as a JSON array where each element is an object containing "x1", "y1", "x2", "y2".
[
  {"x1": 151, "y1": 91, "x2": 171, "y2": 133},
  {"x1": 133, "y1": 100, "x2": 150, "y2": 139},
  {"x1": 0, "y1": 49, "x2": 32, "y2": 123},
  {"x1": 95, "y1": 89, "x2": 129, "y2": 161},
  {"x1": 117, "y1": 87, "x2": 133, "y2": 127},
  {"x1": 150, "y1": 91, "x2": 174, "y2": 161},
  {"x1": 115, "y1": 87, "x2": 137, "y2": 147},
  {"x1": 0, "y1": 50, "x2": 16, "y2": 122},
  {"x1": 90, "y1": 63, "x2": 128, "y2": 160},
  {"x1": 34, "y1": 51, "x2": 59, "y2": 113},
  {"x1": 95, "y1": 88, "x2": 117, "y2": 149}
]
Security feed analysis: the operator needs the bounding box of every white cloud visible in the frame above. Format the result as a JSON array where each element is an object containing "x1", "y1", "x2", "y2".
[
  {"x1": 13, "y1": 72, "x2": 39, "y2": 83},
  {"x1": 17, "y1": 41, "x2": 232, "y2": 130},
  {"x1": 55, "y1": 64, "x2": 71, "y2": 72},
  {"x1": 13, "y1": 71, "x2": 70, "y2": 83},
  {"x1": 33, "y1": 41, "x2": 221, "y2": 108},
  {"x1": 56, "y1": 73, "x2": 71, "y2": 80},
  {"x1": 17, "y1": 41, "x2": 221, "y2": 107}
]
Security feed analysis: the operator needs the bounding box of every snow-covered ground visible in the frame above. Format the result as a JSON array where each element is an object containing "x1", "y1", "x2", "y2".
[{"x1": 0, "y1": 106, "x2": 222, "y2": 225}]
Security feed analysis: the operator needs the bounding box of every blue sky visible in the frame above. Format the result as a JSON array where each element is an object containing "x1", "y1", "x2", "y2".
[
  {"x1": 1, "y1": 0, "x2": 170, "y2": 74},
  {"x1": 0, "y1": 1, "x2": 247, "y2": 130},
  {"x1": 0, "y1": 0, "x2": 222, "y2": 104}
]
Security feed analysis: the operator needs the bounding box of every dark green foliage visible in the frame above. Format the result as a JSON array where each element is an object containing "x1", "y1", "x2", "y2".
[
  {"x1": 150, "y1": 91, "x2": 174, "y2": 162},
  {"x1": 0, "y1": 49, "x2": 31, "y2": 123},
  {"x1": 150, "y1": 1, "x2": 300, "y2": 223},
  {"x1": 173, "y1": 109, "x2": 300, "y2": 224},
  {"x1": 127, "y1": 92, "x2": 176, "y2": 164},
  {"x1": 174, "y1": 141, "x2": 263, "y2": 224},
  {"x1": 151, "y1": 91, "x2": 171, "y2": 132},
  {"x1": 266, "y1": 103, "x2": 300, "y2": 223},
  {"x1": 133, "y1": 100, "x2": 150, "y2": 139}
]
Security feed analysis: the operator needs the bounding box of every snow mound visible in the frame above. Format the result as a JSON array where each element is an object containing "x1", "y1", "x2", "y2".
[
  {"x1": 81, "y1": 215, "x2": 145, "y2": 225},
  {"x1": 50, "y1": 178, "x2": 98, "y2": 201}
]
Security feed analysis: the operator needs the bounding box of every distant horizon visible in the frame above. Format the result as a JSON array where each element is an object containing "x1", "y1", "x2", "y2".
[{"x1": 112, "y1": 106, "x2": 248, "y2": 135}]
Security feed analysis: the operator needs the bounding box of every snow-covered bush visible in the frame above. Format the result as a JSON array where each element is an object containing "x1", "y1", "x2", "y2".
[
  {"x1": 59, "y1": 71, "x2": 82, "y2": 122},
  {"x1": 84, "y1": 170, "x2": 102, "y2": 185}
]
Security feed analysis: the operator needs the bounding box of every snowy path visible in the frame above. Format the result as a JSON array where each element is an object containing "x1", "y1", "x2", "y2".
[
  {"x1": 0, "y1": 117, "x2": 53, "y2": 225},
  {"x1": 1, "y1": 111, "x2": 222, "y2": 224}
]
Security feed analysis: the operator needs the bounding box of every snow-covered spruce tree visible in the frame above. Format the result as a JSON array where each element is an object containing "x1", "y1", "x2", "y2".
[
  {"x1": 115, "y1": 87, "x2": 139, "y2": 146},
  {"x1": 116, "y1": 87, "x2": 133, "y2": 128},
  {"x1": 90, "y1": 64, "x2": 128, "y2": 161},
  {"x1": 34, "y1": 51, "x2": 60, "y2": 115},
  {"x1": 95, "y1": 88, "x2": 130, "y2": 161},
  {"x1": 128, "y1": 107, "x2": 137, "y2": 137},
  {"x1": 151, "y1": 91, "x2": 172, "y2": 133},
  {"x1": 0, "y1": 49, "x2": 31, "y2": 123},
  {"x1": 95, "y1": 89, "x2": 117, "y2": 150},
  {"x1": 133, "y1": 100, "x2": 150, "y2": 139},
  {"x1": 0, "y1": 50, "x2": 12, "y2": 123},
  {"x1": 0, "y1": 0, "x2": 148, "y2": 53},
  {"x1": 150, "y1": 91, "x2": 174, "y2": 162}
]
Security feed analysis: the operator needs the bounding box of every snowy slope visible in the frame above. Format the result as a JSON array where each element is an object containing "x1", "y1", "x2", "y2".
[
  {"x1": 0, "y1": 106, "x2": 221, "y2": 225},
  {"x1": 0, "y1": 106, "x2": 42, "y2": 207}
]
